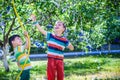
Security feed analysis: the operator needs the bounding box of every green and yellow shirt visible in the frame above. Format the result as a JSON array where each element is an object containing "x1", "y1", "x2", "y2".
[{"x1": 14, "y1": 46, "x2": 32, "y2": 70}]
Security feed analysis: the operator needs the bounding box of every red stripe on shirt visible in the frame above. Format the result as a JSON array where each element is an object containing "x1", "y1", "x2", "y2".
[{"x1": 48, "y1": 43, "x2": 63, "y2": 50}]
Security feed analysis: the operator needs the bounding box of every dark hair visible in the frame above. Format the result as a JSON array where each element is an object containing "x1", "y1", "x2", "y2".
[
  {"x1": 9, "y1": 35, "x2": 20, "y2": 48},
  {"x1": 63, "y1": 23, "x2": 66, "y2": 32}
]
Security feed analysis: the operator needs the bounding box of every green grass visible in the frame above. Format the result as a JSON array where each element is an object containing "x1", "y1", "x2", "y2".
[{"x1": 0, "y1": 55, "x2": 120, "y2": 80}]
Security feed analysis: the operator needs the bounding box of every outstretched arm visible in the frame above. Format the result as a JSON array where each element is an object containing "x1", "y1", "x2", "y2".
[
  {"x1": 24, "y1": 31, "x2": 29, "y2": 49},
  {"x1": 30, "y1": 14, "x2": 47, "y2": 36},
  {"x1": 68, "y1": 42, "x2": 74, "y2": 51}
]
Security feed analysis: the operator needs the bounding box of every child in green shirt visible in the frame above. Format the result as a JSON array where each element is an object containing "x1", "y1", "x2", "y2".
[{"x1": 9, "y1": 31, "x2": 32, "y2": 80}]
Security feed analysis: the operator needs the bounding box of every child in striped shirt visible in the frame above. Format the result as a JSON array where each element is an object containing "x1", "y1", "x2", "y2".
[
  {"x1": 31, "y1": 14, "x2": 74, "y2": 80},
  {"x1": 9, "y1": 31, "x2": 32, "y2": 80}
]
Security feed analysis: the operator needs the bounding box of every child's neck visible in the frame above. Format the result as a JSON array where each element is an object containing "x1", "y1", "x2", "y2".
[
  {"x1": 55, "y1": 34, "x2": 62, "y2": 37},
  {"x1": 55, "y1": 32, "x2": 62, "y2": 37},
  {"x1": 13, "y1": 44, "x2": 20, "y2": 48},
  {"x1": 13, "y1": 45, "x2": 17, "y2": 48}
]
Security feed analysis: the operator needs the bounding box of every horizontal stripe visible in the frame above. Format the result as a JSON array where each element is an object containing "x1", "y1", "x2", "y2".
[
  {"x1": 47, "y1": 54, "x2": 64, "y2": 59},
  {"x1": 15, "y1": 52, "x2": 25, "y2": 59},
  {"x1": 47, "y1": 51, "x2": 64, "y2": 57},
  {"x1": 19, "y1": 59, "x2": 30, "y2": 65},
  {"x1": 48, "y1": 43, "x2": 63, "y2": 50},
  {"x1": 18, "y1": 55, "x2": 27, "y2": 61},
  {"x1": 48, "y1": 46, "x2": 63, "y2": 52},
  {"x1": 48, "y1": 38, "x2": 66, "y2": 47},
  {"x1": 15, "y1": 52, "x2": 22, "y2": 59},
  {"x1": 18, "y1": 54, "x2": 27, "y2": 61},
  {"x1": 23, "y1": 66, "x2": 32, "y2": 70},
  {"x1": 18, "y1": 56, "x2": 26, "y2": 62},
  {"x1": 51, "y1": 34, "x2": 68, "y2": 43},
  {"x1": 50, "y1": 38, "x2": 65, "y2": 46},
  {"x1": 48, "y1": 48, "x2": 63, "y2": 54},
  {"x1": 47, "y1": 41, "x2": 65, "y2": 49},
  {"x1": 20, "y1": 63, "x2": 31, "y2": 70},
  {"x1": 14, "y1": 46, "x2": 25, "y2": 58},
  {"x1": 52, "y1": 34, "x2": 67, "y2": 42},
  {"x1": 19, "y1": 66, "x2": 32, "y2": 70},
  {"x1": 14, "y1": 46, "x2": 31, "y2": 70}
]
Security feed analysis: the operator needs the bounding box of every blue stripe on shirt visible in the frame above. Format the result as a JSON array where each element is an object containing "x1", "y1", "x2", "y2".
[
  {"x1": 48, "y1": 46, "x2": 63, "y2": 52},
  {"x1": 49, "y1": 38, "x2": 65, "y2": 47}
]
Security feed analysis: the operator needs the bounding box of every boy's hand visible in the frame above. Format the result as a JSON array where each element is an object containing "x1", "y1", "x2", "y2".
[
  {"x1": 30, "y1": 14, "x2": 36, "y2": 22},
  {"x1": 24, "y1": 31, "x2": 28, "y2": 37}
]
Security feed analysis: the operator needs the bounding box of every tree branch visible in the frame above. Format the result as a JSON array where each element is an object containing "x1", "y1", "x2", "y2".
[
  {"x1": 4, "y1": 17, "x2": 16, "y2": 46},
  {"x1": 12, "y1": 26, "x2": 20, "y2": 31},
  {"x1": 6, "y1": 17, "x2": 16, "y2": 38},
  {"x1": 12, "y1": 19, "x2": 31, "y2": 31},
  {"x1": 0, "y1": 40, "x2": 3, "y2": 47}
]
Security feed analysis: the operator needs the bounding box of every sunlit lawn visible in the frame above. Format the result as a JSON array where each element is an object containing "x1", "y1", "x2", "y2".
[{"x1": 0, "y1": 55, "x2": 120, "y2": 80}]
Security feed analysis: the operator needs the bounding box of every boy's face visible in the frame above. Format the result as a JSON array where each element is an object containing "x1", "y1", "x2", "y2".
[
  {"x1": 12, "y1": 37, "x2": 22, "y2": 46},
  {"x1": 54, "y1": 22, "x2": 65, "y2": 34}
]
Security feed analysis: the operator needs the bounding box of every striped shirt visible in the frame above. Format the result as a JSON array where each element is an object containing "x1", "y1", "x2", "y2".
[
  {"x1": 46, "y1": 32, "x2": 70, "y2": 59},
  {"x1": 14, "y1": 46, "x2": 32, "y2": 70}
]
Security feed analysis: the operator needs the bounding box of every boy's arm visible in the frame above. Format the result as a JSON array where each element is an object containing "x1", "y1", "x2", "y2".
[
  {"x1": 24, "y1": 31, "x2": 29, "y2": 49},
  {"x1": 35, "y1": 23, "x2": 47, "y2": 36},
  {"x1": 30, "y1": 14, "x2": 47, "y2": 36},
  {"x1": 67, "y1": 42, "x2": 74, "y2": 51}
]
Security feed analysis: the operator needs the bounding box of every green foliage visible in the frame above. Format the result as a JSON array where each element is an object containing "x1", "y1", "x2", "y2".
[
  {"x1": 64, "y1": 57, "x2": 109, "y2": 75},
  {"x1": 0, "y1": 0, "x2": 119, "y2": 51}
]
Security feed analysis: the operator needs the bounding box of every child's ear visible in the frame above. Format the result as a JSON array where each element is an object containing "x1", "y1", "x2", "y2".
[{"x1": 63, "y1": 28, "x2": 65, "y2": 32}]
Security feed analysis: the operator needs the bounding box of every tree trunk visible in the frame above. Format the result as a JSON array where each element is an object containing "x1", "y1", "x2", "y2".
[{"x1": 2, "y1": 46, "x2": 9, "y2": 72}]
